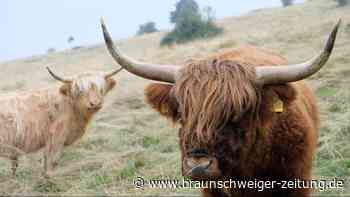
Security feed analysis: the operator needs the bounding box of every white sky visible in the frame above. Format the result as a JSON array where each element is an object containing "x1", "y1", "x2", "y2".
[{"x1": 1, "y1": 0, "x2": 304, "y2": 62}]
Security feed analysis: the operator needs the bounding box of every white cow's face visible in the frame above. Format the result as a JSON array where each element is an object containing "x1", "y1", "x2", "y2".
[
  {"x1": 59, "y1": 73, "x2": 116, "y2": 114},
  {"x1": 46, "y1": 67, "x2": 121, "y2": 115}
]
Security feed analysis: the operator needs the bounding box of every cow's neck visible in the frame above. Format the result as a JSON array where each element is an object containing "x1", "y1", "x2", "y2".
[
  {"x1": 64, "y1": 100, "x2": 96, "y2": 145},
  {"x1": 74, "y1": 105, "x2": 96, "y2": 130}
]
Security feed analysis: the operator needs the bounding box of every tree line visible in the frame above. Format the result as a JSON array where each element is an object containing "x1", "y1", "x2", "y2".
[{"x1": 135, "y1": 0, "x2": 348, "y2": 47}]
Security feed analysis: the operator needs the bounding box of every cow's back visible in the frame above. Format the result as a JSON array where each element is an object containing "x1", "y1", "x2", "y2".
[{"x1": 0, "y1": 88, "x2": 60, "y2": 155}]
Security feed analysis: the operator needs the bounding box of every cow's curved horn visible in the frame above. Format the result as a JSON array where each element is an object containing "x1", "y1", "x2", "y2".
[
  {"x1": 46, "y1": 67, "x2": 72, "y2": 83},
  {"x1": 255, "y1": 19, "x2": 341, "y2": 85},
  {"x1": 101, "y1": 18, "x2": 179, "y2": 83},
  {"x1": 104, "y1": 67, "x2": 123, "y2": 79}
]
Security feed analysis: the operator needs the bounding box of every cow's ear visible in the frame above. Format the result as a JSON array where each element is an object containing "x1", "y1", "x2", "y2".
[
  {"x1": 145, "y1": 83, "x2": 179, "y2": 123},
  {"x1": 59, "y1": 83, "x2": 72, "y2": 96},
  {"x1": 269, "y1": 83, "x2": 297, "y2": 104}
]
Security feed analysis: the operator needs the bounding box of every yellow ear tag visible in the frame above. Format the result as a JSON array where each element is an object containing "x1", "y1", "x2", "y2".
[{"x1": 272, "y1": 97, "x2": 284, "y2": 113}]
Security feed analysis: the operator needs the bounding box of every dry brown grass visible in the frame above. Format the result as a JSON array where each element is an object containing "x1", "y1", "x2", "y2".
[{"x1": 0, "y1": 0, "x2": 349, "y2": 196}]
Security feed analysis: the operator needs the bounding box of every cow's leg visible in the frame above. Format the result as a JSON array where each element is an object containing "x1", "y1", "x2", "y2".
[
  {"x1": 43, "y1": 144, "x2": 52, "y2": 178},
  {"x1": 43, "y1": 138, "x2": 64, "y2": 177},
  {"x1": 43, "y1": 121, "x2": 67, "y2": 178},
  {"x1": 10, "y1": 156, "x2": 18, "y2": 176},
  {"x1": 43, "y1": 145, "x2": 63, "y2": 177}
]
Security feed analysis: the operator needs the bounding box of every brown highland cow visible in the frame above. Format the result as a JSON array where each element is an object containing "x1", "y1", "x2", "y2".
[
  {"x1": 102, "y1": 18, "x2": 340, "y2": 197},
  {"x1": 0, "y1": 67, "x2": 121, "y2": 176}
]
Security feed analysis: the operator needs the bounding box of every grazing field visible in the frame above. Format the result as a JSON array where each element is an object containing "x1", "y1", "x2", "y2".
[{"x1": 0, "y1": 0, "x2": 349, "y2": 196}]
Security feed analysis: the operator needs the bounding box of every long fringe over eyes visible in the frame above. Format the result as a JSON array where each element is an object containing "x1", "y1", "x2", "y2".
[{"x1": 175, "y1": 59, "x2": 261, "y2": 144}]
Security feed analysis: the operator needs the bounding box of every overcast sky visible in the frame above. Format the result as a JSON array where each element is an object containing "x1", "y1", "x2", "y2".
[{"x1": 1, "y1": 0, "x2": 304, "y2": 62}]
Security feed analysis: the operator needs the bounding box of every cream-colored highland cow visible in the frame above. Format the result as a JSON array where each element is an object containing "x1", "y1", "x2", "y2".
[{"x1": 0, "y1": 67, "x2": 122, "y2": 176}]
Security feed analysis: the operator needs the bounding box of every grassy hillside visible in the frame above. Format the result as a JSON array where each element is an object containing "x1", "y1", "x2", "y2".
[{"x1": 0, "y1": 0, "x2": 349, "y2": 196}]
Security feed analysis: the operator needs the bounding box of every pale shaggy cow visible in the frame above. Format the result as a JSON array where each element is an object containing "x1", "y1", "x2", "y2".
[{"x1": 0, "y1": 67, "x2": 122, "y2": 176}]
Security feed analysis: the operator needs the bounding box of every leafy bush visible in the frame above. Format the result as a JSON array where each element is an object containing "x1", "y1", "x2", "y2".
[
  {"x1": 170, "y1": 0, "x2": 200, "y2": 24},
  {"x1": 161, "y1": 0, "x2": 223, "y2": 46},
  {"x1": 335, "y1": 0, "x2": 349, "y2": 6},
  {"x1": 281, "y1": 0, "x2": 294, "y2": 7},
  {"x1": 161, "y1": 19, "x2": 222, "y2": 45},
  {"x1": 137, "y1": 22, "x2": 158, "y2": 35}
]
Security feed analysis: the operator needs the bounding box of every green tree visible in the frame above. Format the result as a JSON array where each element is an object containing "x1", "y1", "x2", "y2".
[
  {"x1": 137, "y1": 22, "x2": 158, "y2": 35},
  {"x1": 281, "y1": 0, "x2": 294, "y2": 7},
  {"x1": 335, "y1": 0, "x2": 348, "y2": 6},
  {"x1": 67, "y1": 36, "x2": 74, "y2": 44},
  {"x1": 170, "y1": 0, "x2": 200, "y2": 24},
  {"x1": 202, "y1": 6, "x2": 215, "y2": 22},
  {"x1": 161, "y1": 1, "x2": 222, "y2": 46}
]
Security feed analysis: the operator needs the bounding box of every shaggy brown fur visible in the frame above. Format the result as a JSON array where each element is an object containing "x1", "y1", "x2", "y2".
[
  {"x1": 175, "y1": 59, "x2": 259, "y2": 145},
  {"x1": 0, "y1": 72, "x2": 116, "y2": 176},
  {"x1": 145, "y1": 45, "x2": 319, "y2": 197}
]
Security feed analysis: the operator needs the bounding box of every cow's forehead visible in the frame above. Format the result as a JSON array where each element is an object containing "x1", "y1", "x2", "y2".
[
  {"x1": 72, "y1": 72, "x2": 106, "y2": 92},
  {"x1": 74, "y1": 72, "x2": 104, "y2": 78}
]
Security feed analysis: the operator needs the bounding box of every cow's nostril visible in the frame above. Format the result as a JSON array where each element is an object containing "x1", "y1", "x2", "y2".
[
  {"x1": 202, "y1": 160, "x2": 213, "y2": 170},
  {"x1": 186, "y1": 159, "x2": 196, "y2": 169}
]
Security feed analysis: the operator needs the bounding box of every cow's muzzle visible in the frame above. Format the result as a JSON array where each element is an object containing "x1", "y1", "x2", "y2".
[
  {"x1": 186, "y1": 160, "x2": 213, "y2": 177},
  {"x1": 183, "y1": 155, "x2": 221, "y2": 180}
]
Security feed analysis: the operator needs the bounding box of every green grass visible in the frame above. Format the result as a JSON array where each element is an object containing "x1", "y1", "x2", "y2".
[
  {"x1": 316, "y1": 86, "x2": 339, "y2": 98},
  {"x1": 142, "y1": 136, "x2": 160, "y2": 148}
]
